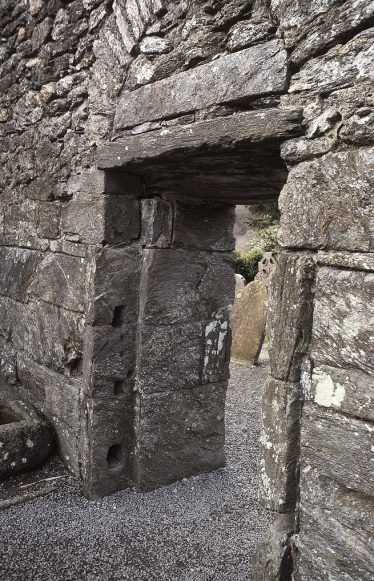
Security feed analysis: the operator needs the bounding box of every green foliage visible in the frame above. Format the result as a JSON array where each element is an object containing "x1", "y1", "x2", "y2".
[{"x1": 234, "y1": 248, "x2": 264, "y2": 283}]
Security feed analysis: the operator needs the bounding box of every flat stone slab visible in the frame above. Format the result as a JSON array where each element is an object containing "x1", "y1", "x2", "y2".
[
  {"x1": 97, "y1": 108, "x2": 303, "y2": 203},
  {"x1": 0, "y1": 399, "x2": 54, "y2": 480},
  {"x1": 114, "y1": 39, "x2": 289, "y2": 129}
]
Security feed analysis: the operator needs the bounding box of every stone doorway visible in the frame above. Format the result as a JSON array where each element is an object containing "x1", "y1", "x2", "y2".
[{"x1": 81, "y1": 107, "x2": 303, "y2": 499}]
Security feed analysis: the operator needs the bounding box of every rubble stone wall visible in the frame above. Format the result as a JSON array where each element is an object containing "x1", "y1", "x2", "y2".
[{"x1": 1, "y1": 1, "x2": 373, "y2": 579}]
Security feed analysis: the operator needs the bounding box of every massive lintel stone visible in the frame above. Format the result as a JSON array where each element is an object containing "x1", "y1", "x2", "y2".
[
  {"x1": 114, "y1": 40, "x2": 289, "y2": 129},
  {"x1": 99, "y1": 109, "x2": 303, "y2": 203},
  {"x1": 99, "y1": 108, "x2": 303, "y2": 170}
]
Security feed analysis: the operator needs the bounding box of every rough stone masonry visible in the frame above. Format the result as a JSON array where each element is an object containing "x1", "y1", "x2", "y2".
[{"x1": 0, "y1": 0, "x2": 373, "y2": 579}]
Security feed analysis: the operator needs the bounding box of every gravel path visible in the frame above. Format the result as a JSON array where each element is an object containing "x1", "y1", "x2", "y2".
[{"x1": 0, "y1": 362, "x2": 272, "y2": 581}]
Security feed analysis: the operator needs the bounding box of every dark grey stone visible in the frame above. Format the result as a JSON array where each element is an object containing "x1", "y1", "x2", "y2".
[
  {"x1": 252, "y1": 513, "x2": 295, "y2": 581},
  {"x1": 0, "y1": 399, "x2": 54, "y2": 480},
  {"x1": 267, "y1": 253, "x2": 315, "y2": 382},
  {"x1": 133, "y1": 382, "x2": 227, "y2": 491}
]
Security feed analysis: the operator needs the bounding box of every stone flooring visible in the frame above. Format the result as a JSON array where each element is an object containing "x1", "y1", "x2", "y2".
[{"x1": 0, "y1": 360, "x2": 272, "y2": 581}]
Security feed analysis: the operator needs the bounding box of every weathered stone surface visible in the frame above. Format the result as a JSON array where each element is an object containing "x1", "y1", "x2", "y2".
[
  {"x1": 12, "y1": 299, "x2": 84, "y2": 375},
  {"x1": 83, "y1": 324, "x2": 137, "y2": 394},
  {"x1": 252, "y1": 513, "x2": 295, "y2": 581},
  {"x1": 61, "y1": 191, "x2": 105, "y2": 245},
  {"x1": 202, "y1": 313, "x2": 232, "y2": 384},
  {"x1": 290, "y1": 28, "x2": 374, "y2": 94},
  {"x1": 17, "y1": 354, "x2": 81, "y2": 429},
  {"x1": 140, "y1": 249, "x2": 235, "y2": 325},
  {"x1": 0, "y1": 399, "x2": 54, "y2": 480},
  {"x1": 0, "y1": 247, "x2": 42, "y2": 303},
  {"x1": 278, "y1": 148, "x2": 374, "y2": 252},
  {"x1": 311, "y1": 267, "x2": 374, "y2": 375},
  {"x1": 298, "y1": 461, "x2": 374, "y2": 580},
  {"x1": 100, "y1": 108, "x2": 303, "y2": 169},
  {"x1": 88, "y1": 245, "x2": 141, "y2": 326},
  {"x1": 104, "y1": 195, "x2": 141, "y2": 245},
  {"x1": 137, "y1": 322, "x2": 206, "y2": 393},
  {"x1": 29, "y1": 253, "x2": 87, "y2": 313},
  {"x1": 340, "y1": 106, "x2": 374, "y2": 145},
  {"x1": 227, "y1": 19, "x2": 274, "y2": 51},
  {"x1": 37, "y1": 201, "x2": 61, "y2": 239},
  {"x1": 273, "y1": 0, "x2": 374, "y2": 64},
  {"x1": 141, "y1": 197, "x2": 173, "y2": 248},
  {"x1": 302, "y1": 404, "x2": 373, "y2": 499},
  {"x1": 230, "y1": 279, "x2": 267, "y2": 365},
  {"x1": 312, "y1": 364, "x2": 374, "y2": 421},
  {"x1": 281, "y1": 135, "x2": 337, "y2": 164},
  {"x1": 316, "y1": 250, "x2": 374, "y2": 272},
  {"x1": 172, "y1": 203, "x2": 236, "y2": 252},
  {"x1": 81, "y1": 394, "x2": 135, "y2": 499},
  {"x1": 133, "y1": 383, "x2": 227, "y2": 490},
  {"x1": 235, "y1": 273, "x2": 246, "y2": 294},
  {"x1": 258, "y1": 377, "x2": 302, "y2": 513},
  {"x1": 114, "y1": 40, "x2": 289, "y2": 128},
  {"x1": 267, "y1": 253, "x2": 315, "y2": 382}
]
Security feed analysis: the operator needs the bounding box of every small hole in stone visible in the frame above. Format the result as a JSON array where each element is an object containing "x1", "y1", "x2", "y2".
[
  {"x1": 112, "y1": 305, "x2": 125, "y2": 327},
  {"x1": 127, "y1": 369, "x2": 134, "y2": 379},
  {"x1": 114, "y1": 380, "x2": 125, "y2": 395},
  {"x1": 68, "y1": 357, "x2": 83, "y2": 377},
  {"x1": 107, "y1": 444, "x2": 122, "y2": 469}
]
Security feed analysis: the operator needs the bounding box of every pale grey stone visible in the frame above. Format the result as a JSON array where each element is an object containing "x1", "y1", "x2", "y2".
[{"x1": 114, "y1": 40, "x2": 288, "y2": 128}]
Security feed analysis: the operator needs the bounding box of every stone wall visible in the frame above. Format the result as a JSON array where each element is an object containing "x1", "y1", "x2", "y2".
[{"x1": 1, "y1": 1, "x2": 374, "y2": 579}]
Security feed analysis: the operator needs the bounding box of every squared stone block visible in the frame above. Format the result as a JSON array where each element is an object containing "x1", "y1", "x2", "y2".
[
  {"x1": 103, "y1": 195, "x2": 140, "y2": 244},
  {"x1": 83, "y1": 324, "x2": 137, "y2": 397},
  {"x1": 172, "y1": 203, "x2": 235, "y2": 252},
  {"x1": 133, "y1": 382, "x2": 227, "y2": 490},
  {"x1": 87, "y1": 244, "x2": 141, "y2": 326},
  {"x1": 258, "y1": 377, "x2": 302, "y2": 513},
  {"x1": 298, "y1": 465, "x2": 374, "y2": 580},
  {"x1": 137, "y1": 322, "x2": 205, "y2": 393},
  {"x1": 61, "y1": 191, "x2": 105, "y2": 244},
  {"x1": 140, "y1": 248, "x2": 235, "y2": 325},
  {"x1": 312, "y1": 364, "x2": 374, "y2": 421},
  {"x1": 311, "y1": 267, "x2": 374, "y2": 375},
  {"x1": 29, "y1": 252, "x2": 87, "y2": 313},
  {"x1": 81, "y1": 394, "x2": 135, "y2": 499},
  {"x1": 268, "y1": 252, "x2": 315, "y2": 382},
  {"x1": 301, "y1": 404, "x2": 373, "y2": 499},
  {"x1": 0, "y1": 246, "x2": 42, "y2": 302},
  {"x1": 279, "y1": 147, "x2": 374, "y2": 252}
]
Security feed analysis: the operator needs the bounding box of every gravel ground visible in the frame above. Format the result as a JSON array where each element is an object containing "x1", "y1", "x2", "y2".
[{"x1": 0, "y1": 361, "x2": 272, "y2": 581}]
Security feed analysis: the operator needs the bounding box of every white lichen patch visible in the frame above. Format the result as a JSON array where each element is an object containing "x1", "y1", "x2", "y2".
[
  {"x1": 26, "y1": 438, "x2": 34, "y2": 448},
  {"x1": 313, "y1": 368, "x2": 345, "y2": 408}
]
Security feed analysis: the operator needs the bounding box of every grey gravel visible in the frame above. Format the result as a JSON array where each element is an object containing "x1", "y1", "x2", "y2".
[{"x1": 0, "y1": 362, "x2": 272, "y2": 581}]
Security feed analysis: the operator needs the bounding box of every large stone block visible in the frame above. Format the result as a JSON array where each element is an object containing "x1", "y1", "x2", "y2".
[
  {"x1": 279, "y1": 147, "x2": 374, "y2": 252},
  {"x1": 17, "y1": 354, "x2": 81, "y2": 429},
  {"x1": 83, "y1": 324, "x2": 137, "y2": 397},
  {"x1": 312, "y1": 364, "x2": 374, "y2": 422},
  {"x1": 137, "y1": 322, "x2": 205, "y2": 393},
  {"x1": 267, "y1": 253, "x2": 315, "y2": 382},
  {"x1": 301, "y1": 404, "x2": 373, "y2": 499},
  {"x1": 61, "y1": 191, "x2": 105, "y2": 245},
  {"x1": 133, "y1": 383, "x2": 227, "y2": 490},
  {"x1": 81, "y1": 394, "x2": 135, "y2": 499},
  {"x1": 0, "y1": 247, "x2": 42, "y2": 302},
  {"x1": 298, "y1": 411, "x2": 374, "y2": 580},
  {"x1": 29, "y1": 253, "x2": 87, "y2": 313},
  {"x1": 12, "y1": 299, "x2": 85, "y2": 375},
  {"x1": 140, "y1": 249, "x2": 235, "y2": 325},
  {"x1": 230, "y1": 279, "x2": 267, "y2": 365},
  {"x1": 114, "y1": 40, "x2": 288, "y2": 128},
  {"x1": 258, "y1": 377, "x2": 302, "y2": 513},
  {"x1": 172, "y1": 203, "x2": 235, "y2": 252},
  {"x1": 141, "y1": 197, "x2": 173, "y2": 248},
  {"x1": 87, "y1": 245, "x2": 141, "y2": 326},
  {"x1": 311, "y1": 267, "x2": 374, "y2": 375}
]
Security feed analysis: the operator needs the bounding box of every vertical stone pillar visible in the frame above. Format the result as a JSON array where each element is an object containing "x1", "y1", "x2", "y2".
[
  {"x1": 133, "y1": 201, "x2": 236, "y2": 490},
  {"x1": 81, "y1": 181, "x2": 237, "y2": 498}
]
